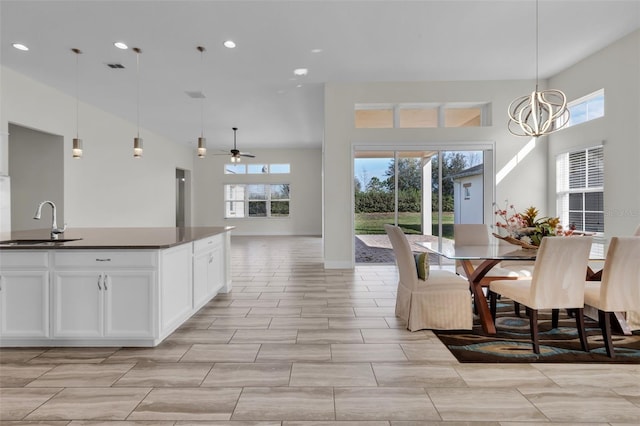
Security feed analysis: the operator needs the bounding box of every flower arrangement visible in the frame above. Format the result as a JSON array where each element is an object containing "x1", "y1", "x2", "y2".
[{"x1": 494, "y1": 203, "x2": 572, "y2": 247}]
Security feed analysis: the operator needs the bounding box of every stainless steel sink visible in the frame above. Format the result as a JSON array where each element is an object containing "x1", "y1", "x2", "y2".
[{"x1": 0, "y1": 238, "x2": 82, "y2": 246}]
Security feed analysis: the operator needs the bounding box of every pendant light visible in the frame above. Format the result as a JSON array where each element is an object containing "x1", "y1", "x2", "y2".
[
  {"x1": 507, "y1": 0, "x2": 569, "y2": 137},
  {"x1": 71, "y1": 48, "x2": 83, "y2": 159},
  {"x1": 132, "y1": 47, "x2": 143, "y2": 158},
  {"x1": 196, "y1": 46, "x2": 207, "y2": 158}
]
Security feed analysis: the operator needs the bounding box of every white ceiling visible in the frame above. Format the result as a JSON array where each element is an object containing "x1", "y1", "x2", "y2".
[{"x1": 2, "y1": 0, "x2": 639, "y2": 151}]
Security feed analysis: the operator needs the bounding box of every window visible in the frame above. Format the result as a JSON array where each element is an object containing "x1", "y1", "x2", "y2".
[
  {"x1": 225, "y1": 164, "x2": 246, "y2": 175},
  {"x1": 355, "y1": 102, "x2": 490, "y2": 128},
  {"x1": 224, "y1": 185, "x2": 246, "y2": 218},
  {"x1": 224, "y1": 163, "x2": 290, "y2": 174},
  {"x1": 556, "y1": 146, "x2": 604, "y2": 233},
  {"x1": 224, "y1": 184, "x2": 290, "y2": 218},
  {"x1": 558, "y1": 89, "x2": 604, "y2": 129}
]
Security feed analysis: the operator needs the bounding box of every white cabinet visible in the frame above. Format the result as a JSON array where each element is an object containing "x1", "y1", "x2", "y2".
[
  {"x1": 193, "y1": 234, "x2": 225, "y2": 310},
  {"x1": 52, "y1": 251, "x2": 157, "y2": 340},
  {"x1": 160, "y1": 244, "x2": 192, "y2": 335},
  {"x1": 52, "y1": 270, "x2": 155, "y2": 339},
  {"x1": 0, "y1": 252, "x2": 50, "y2": 339}
]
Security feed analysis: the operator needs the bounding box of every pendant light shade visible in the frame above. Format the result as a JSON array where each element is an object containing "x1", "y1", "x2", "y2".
[
  {"x1": 71, "y1": 48, "x2": 83, "y2": 158},
  {"x1": 133, "y1": 47, "x2": 143, "y2": 158},
  {"x1": 196, "y1": 46, "x2": 207, "y2": 158},
  {"x1": 133, "y1": 137, "x2": 143, "y2": 158},
  {"x1": 507, "y1": 0, "x2": 569, "y2": 137},
  {"x1": 197, "y1": 136, "x2": 207, "y2": 158}
]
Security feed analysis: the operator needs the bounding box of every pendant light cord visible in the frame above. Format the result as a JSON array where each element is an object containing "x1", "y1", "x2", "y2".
[
  {"x1": 200, "y1": 46, "x2": 204, "y2": 138},
  {"x1": 72, "y1": 48, "x2": 81, "y2": 139},
  {"x1": 535, "y1": 0, "x2": 539, "y2": 90},
  {"x1": 136, "y1": 49, "x2": 140, "y2": 138}
]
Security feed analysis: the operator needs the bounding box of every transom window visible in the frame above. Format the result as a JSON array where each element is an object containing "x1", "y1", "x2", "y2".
[
  {"x1": 225, "y1": 163, "x2": 290, "y2": 175},
  {"x1": 556, "y1": 146, "x2": 604, "y2": 233},
  {"x1": 224, "y1": 184, "x2": 290, "y2": 218},
  {"x1": 355, "y1": 102, "x2": 490, "y2": 129},
  {"x1": 557, "y1": 89, "x2": 604, "y2": 129}
]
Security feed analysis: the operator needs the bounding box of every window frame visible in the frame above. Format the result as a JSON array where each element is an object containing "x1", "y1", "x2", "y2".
[
  {"x1": 556, "y1": 145, "x2": 604, "y2": 234},
  {"x1": 224, "y1": 183, "x2": 291, "y2": 219}
]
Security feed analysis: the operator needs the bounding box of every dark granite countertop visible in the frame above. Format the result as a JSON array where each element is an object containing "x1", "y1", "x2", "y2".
[{"x1": 0, "y1": 227, "x2": 234, "y2": 250}]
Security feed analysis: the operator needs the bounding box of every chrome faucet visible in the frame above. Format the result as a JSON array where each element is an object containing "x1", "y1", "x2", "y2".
[{"x1": 34, "y1": 200, "x2": 67, "y2": 240}]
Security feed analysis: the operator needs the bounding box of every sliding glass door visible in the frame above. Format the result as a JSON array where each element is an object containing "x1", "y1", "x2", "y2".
[{"x1": 354, "y1": 148, "x2": 491, "y2": 264}]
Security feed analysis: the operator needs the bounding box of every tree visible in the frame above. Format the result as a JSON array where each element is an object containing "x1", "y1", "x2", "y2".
[
  {"x1": 366, "y1": 176, "x2": 387, "y2": 193},
  {"x1": 354, "y1": 177, "x2": 362, "y2": 193},
  {"x1": 383, "y1": 158, "x2": 422, "y2": 192}
]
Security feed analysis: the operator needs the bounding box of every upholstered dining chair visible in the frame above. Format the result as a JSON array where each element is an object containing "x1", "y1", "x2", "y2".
[
  {"x1": 584, "y1": 236, "x2": 640, "y2": 357},
  {"x1": 489, "y1": 236, "x2": 593, "y2": 354},
  {"x1": 384, "y1": 224, "x2": 473, "y2": 331},
  {"x1": 454, "y1": 224, "x2": 533, "y2": 315}
]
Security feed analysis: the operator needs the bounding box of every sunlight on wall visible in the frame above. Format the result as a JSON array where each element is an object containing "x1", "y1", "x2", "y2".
[{"x1": 496, "y1": 138, "x2": 536, "y2": 185}]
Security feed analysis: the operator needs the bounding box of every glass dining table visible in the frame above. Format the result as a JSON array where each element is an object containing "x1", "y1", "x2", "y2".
[{"x1": 417, "y1": 241, "x2": 538, "y2": 335}]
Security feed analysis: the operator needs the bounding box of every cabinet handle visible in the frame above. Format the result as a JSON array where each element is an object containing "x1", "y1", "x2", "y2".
[
  {"x1": 209, "y1": 255, "x2": 214, "y2": 264},
  {"x1": 104, "y1": 274, "x2": 109, "y2": 290},
  {"x1": 97, "y1": 275, "x2": 102, "y2": 290},
  {"x1": 0, "y1": 275, "x2": 3, "y2": 291},
  {"x1": 96, "y1": 258, "x2": 112, "y2": 262}
]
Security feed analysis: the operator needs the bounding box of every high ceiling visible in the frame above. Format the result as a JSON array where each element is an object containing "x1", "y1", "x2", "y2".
[{"x1": 2, "y1": 0, "x2": 639, "y2": 151}]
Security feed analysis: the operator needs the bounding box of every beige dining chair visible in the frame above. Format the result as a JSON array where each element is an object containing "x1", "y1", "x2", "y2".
[
  {"x1": 489, "y1": 236, "x2": 593, "y2": 354},
  {"x1": 584, "y1": 236, "x2": 640, "y2": 357},
  {"x1": 454, "y1": 223, "x2": 531, "y2": 315},
  {"x1": 384, "y1": 224, "x2": 473, "y2": 331}
]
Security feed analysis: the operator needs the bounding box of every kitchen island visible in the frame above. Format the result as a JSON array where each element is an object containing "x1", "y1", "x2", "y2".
[{"x1": 0, "y1": 227, "x2": 233, "y2": 347}]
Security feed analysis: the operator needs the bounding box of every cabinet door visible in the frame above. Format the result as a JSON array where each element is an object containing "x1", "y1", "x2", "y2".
[
  {"x1": 208, "y1": 243, "x2": 225, "y2": 295},
  {"x1": 103, "y1": 271, "x2": 155, "y2": 338},
  {"x1": 193, "y1": 251, "x2": 210, "y2": 310},
  {"x1": 0, "y1": 271, "x2": 49, "y2": 338},
  {"x1": 52, "y1": 271, "x2": 102, "y2": 338}
]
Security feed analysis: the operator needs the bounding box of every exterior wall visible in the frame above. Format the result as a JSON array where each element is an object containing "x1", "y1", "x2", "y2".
[
  {"x1": 454, "y1": 174, "x2": 484, "y2": 225},
  {"x1": 548, "y1": 30, "x2": 640, "y2": 238}
]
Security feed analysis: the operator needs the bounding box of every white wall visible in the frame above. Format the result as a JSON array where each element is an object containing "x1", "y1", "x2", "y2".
[
  {"x1": 548, "y1": 30, "x2": 640, "y2": 238},
  {"x1": 454, "y1": 174, "x2": 484, "y2": 225},
  {"x1": 192, "y1": 148, "x2": 322, "y2": 236},
  {"x1": 0, "y1": 67, "x2": 194, "y2": 231},
  {"x1": 9, "y1": 124, "x2": 64, "y2": 231},
  {"x1": 324, "y1": 80, "x2": 551, "y2": 268}
]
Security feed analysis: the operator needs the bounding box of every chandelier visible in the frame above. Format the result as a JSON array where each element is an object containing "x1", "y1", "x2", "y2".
[{"x1": 507, "y1": 0, "x2": 569, "y2": 137}]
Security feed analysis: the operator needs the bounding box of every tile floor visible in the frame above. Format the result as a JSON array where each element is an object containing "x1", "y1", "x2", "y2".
[{"x1": 1, "y1": 235, "x2": 640, "y2": 425}]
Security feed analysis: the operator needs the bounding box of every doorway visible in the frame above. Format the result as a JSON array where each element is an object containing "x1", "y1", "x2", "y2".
[
  {"x1": 354, "y1": 148, "x2": 492, "y2": 264},
  {"x1": 175, "y1": 168, "x2": 191, "y2": 228}
]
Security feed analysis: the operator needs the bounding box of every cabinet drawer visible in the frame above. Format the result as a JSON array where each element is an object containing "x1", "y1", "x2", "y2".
[
  {"x1": 54, "y1": 250, "x2": 157, "y2": 269},
  {"x1": 0, "y1": 251, "x2": 49, "y2": 269},
  {"x1": 193, "y1": 235, "x2": 222, "y2": 253}
]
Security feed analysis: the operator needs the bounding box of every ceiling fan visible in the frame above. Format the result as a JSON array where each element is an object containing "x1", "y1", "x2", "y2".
[{"x1": 225, "y1": 127, "x2": 255, "y2": 163}]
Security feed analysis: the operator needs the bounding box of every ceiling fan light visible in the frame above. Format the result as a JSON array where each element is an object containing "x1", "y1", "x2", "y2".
[{"x1": 197, "y1": 137, "x2": 207, "y2": 158}]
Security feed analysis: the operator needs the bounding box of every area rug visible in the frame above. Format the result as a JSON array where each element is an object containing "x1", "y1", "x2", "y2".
[{"x1": 435, "y1": 299, "x2": 640, "y2": 363}]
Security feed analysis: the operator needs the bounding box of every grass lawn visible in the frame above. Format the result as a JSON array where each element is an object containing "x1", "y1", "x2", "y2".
[{"x1": 355, "y1": 211, "x2": 454, "y2": 238}]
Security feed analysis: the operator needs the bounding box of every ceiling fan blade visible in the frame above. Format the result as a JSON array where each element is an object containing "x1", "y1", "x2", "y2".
[{"x1": 240, "y1": 153, "x2": 255, "y2": 158}]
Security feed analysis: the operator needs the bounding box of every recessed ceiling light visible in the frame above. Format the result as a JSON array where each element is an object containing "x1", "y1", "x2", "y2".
[
  {"x1": 296, "y1": 84, "x2": 303, "y2": 88},
  {"x1": 114, "y1": 41, "x2": 128, "y2": 50},
  {"x1": 311, "y1": 48, "x2": 323, "y2": 54},
  {"x1": 12, "y1": 43, "x2": 29, "y2": 51},
  {"x1": 293, "y1": 68, "x2": 308, "y2": 76},
  {"x1": 223, "y1": 40, "x2": 236, "y2": 49}
]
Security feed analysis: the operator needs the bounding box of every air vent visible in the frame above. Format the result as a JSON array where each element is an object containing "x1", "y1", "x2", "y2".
[
  {"x1": 106, "y1": 63, "x2": 125, "y2": 69},
  {"x1": 185, "y1": 91, "x2": 206, "y2": 99}
]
